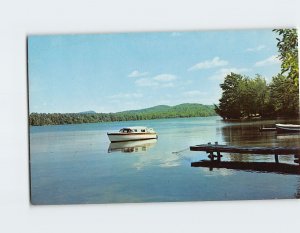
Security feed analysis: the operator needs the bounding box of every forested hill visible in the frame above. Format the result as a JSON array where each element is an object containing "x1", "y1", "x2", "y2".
[
  {"x1": 119, "y1": 103, "x2": 214, "y2": 114},
  {"x1": 116, "y1": 103, "x2": 216, "y2": 119},
  {"x1": 29, "y1": 103, "x2": 217, "y2": 126}
]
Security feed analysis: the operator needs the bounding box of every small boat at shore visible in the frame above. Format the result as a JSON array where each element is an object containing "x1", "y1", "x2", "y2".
[
  {"x1": 107, "y1": 126, "x2": 158, "y2": 142},
  {"x1": 275, "y1": 123, "x2": 300, "y2": 133}
]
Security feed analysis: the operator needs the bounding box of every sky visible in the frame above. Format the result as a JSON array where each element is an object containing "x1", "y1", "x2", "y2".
[{"x1": 28, "y1": 29, "x2": 281, "y2": 113}]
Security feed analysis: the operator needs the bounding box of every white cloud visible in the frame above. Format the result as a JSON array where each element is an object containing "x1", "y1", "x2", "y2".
[
  {"x1": 161, "y1": 83, "x2": 175, "y2": 88},
  {"x1": 128, "y1": 70, "x2": 148, "y2": 78},
  {"x1": 135, "y1": 78, "x2": 158, "y2": 87},
  {"x1": 208, "y1": 67, "x2": 250, "y2": 80},
  {"x1": 133, "y1": 152, "x2": 182, "y2": 170},
  {"x1": 202, "y1": 167, "x2": 234, "y2": 177},
  {"x1": 188, "y1": 57, "x2": 228, "y2": 71},
  {"x1": 135, "y1": 73, "x2": 177, "y2": 88},
  {"x1": 254, "y1": 55, "x2": 280, "y2": 67},
  {"x1": 246, "y1": 45, "x2": 265, "y2": 52},
  {"x1": 153, "y1": 74, "x2": 177, "y2": 82}
]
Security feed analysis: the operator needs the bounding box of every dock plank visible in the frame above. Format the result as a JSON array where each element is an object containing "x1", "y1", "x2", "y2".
[
  {"x1": 259, "y1": 127, "x2": 277, "y2": 132},
  {"x1": 190, "y1": 144, "x2": 300, "y2": 155}
]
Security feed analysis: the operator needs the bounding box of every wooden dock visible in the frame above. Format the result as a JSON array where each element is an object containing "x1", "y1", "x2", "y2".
[
  {"x1": 259, "y1": 127, "x2": 277, "y2": 132},
  {"x1": 190, "y1": 142, "x2": 300, "y2": 165}
]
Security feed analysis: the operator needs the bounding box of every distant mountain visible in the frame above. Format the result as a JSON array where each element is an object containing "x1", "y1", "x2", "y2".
[
  {"x1": 116, "y1": 103, "x2": 216, "y2": 118},
  {"x1": 118, "y1": 105, "x2": 171, "y2": 114},
  {"x1": 78, "y1": 110, "x2": 97, "y2": 114}
]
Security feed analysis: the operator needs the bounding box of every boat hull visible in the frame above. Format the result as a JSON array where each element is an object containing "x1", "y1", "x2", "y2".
[
  {"x1": 276, "y1": 124, "x2": 300, "y2": 133},
  {"x1": 107, "y1": 133, "x2": 158, "y2": 142}
]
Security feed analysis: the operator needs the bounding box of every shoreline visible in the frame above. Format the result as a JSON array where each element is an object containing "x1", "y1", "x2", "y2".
[
  {"x1": 29, "y1": 115, "x2": 300, "y2": 127},
  {"x1": 29, "y1": 115, "x2": 220, "y2": 127}
]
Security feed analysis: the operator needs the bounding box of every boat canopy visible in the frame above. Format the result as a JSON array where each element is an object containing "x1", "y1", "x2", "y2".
[{"x1": 119, "y1": 126, "x2": 155, "y2": 133}]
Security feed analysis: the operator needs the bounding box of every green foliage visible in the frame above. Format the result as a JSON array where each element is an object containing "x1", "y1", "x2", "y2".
[
  {"x1": 273, "y1": 28, "x2": 299, "y2": 85},
  {"x1": 29, "y1": 103, "x2": 217, "y2": 126},
  {"x1": 214, "y1": 73, "x2": 244, "y2": 119},
  {"x1": 215, "y1": 72, "x2": 299, "y2": 119},
  {"x1": 269, "y1": 74, "x2": 299, "y2": 116},
  {"x1": 215, "y1": 73, "x2": 270, "y2": 119}
]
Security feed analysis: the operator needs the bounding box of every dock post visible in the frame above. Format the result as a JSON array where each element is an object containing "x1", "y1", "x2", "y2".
[
  {"x1": 217, "y1": 152, "x2": 222, "y2": 162},
  {"x1": 294, "y1": 155, "x2": 300, "y2": 165},
  {"x1": 207, "y1": 142, "x2": 214, "y2": 161},
  {"x1": 275, "y1": 154, "x2": 279, "y2": 163},
  {"x1": 215, "y1": 142, "x2": 222, "y2": 162},
  {"x1": 209, "y1": 152, "x2": 214, "y2": 161}
]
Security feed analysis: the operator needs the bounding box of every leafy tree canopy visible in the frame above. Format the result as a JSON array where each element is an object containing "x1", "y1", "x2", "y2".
[
  {"x1": 273, "y1": 29, "x2": 299, "y2": 86},
  {"x1": 215, "y1": 72, "x2": 299, "y2": 120}
]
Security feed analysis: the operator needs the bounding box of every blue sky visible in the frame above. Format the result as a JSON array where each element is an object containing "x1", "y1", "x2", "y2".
[{"x1": 28, "y1": 29, "x2": 281, "y2": 113}]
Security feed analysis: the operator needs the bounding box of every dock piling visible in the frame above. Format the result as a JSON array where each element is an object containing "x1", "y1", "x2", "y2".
[
  {"x1": 275, "y1": 154, "x2": 279, "y2": 163},
  {"x1": 294, "y1": 155, "x2": 300, "y2": 165},
  {"x1": 208, "y1": 152, "x2": 214, "y2": 161}
]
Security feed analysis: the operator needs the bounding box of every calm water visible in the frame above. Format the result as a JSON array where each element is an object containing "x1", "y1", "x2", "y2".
[{"x1": 30, "y1": 116, "x2": 300, "y2": 204}]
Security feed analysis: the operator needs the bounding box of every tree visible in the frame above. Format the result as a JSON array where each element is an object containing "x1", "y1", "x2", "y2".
[
  {"x1": 215, "y1": 73, "x2": 244, "y2": 119},
  {"x1": 269, "y1": 74, "x2": 299, "y2": 116},
  {"x1": 273, "y1": 29, "x2": 299, "y2": 86},
  {"x1": 215, "y1": 73, "x2": 271, "y2": 119},
  {"x1": 248, "y1": 75, "x2": 270, "y2": 117}
]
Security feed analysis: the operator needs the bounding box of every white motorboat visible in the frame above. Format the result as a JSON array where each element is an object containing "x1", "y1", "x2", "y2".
[
  {"x1": 107, "y1": 126, "x2": 158, "y2": 142},
  {"x1": 275, "y1": 123, "x2": 300, "y2": 133}
]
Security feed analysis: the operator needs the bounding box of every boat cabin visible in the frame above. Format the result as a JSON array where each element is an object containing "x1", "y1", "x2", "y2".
[
  {"x1": 107, "y1": 126, "x2": 157, "y2": 142},
  {"x1": 119, "y1": 127, "x2": 155, "y2": 133}
]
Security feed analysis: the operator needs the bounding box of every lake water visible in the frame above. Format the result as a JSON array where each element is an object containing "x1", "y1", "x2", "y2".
[{"x1": 30, "y1": 116, "x2": 300, "y2": 204}]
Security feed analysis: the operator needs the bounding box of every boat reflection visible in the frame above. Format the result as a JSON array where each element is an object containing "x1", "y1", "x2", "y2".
[
  {"x1": 108, "y1": 139, "x2": 157, "y2": 153},
  {"x1": 276, "y1": 133, "x2": 300, "y2": 140},
  {"x1": 191, "y1": 160, "x2": 300, "y2": 175}
]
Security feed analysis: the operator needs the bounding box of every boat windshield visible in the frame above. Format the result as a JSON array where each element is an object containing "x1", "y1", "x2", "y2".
[{"x1": 120, "y1": 128, "x2": 133, "y2": 133}]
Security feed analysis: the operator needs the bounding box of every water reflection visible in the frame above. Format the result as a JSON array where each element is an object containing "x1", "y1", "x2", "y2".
[
  {"x1": 276, "y1": 133, "x2": 300, "y2": 140},
  {"x1": 192, "y1": 160, "x2": 300, "y2": 175},
  {"x1": 221, "y1": 120, "x2": 300, "y2": 146},
  {"x1": 219, "y1": 121, "x2": 300, "y2": 163},
  {"x1": 220, "y1": 122, "x2": 276, "y2": 146},
  {"x1": 108, "y1": 139, "x2": 157, "y2": 153}
]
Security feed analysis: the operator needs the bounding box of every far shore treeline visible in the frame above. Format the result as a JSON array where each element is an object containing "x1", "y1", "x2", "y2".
[
  {"x1": 29, "y1": 103, "x2": 216, "y2": 126},
  {"x1": 215, "y1": 29, "x2": 299, "y2": 120}
]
